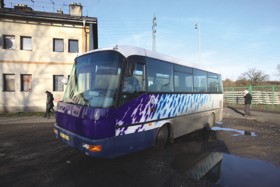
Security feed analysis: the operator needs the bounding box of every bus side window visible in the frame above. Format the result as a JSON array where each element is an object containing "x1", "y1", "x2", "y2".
[
  {"x1": 122, "y1": 62, "x2": 145, "y2": 93},
  {"x1": 193, "y1": 69, "x2": 207, "y2": 93},
  {"x1": 147, "y1": 58, "x2": 173, "y2": 93},
  {"x1": 134, "y1": 63, "x2": 145, "y2": 92},
  {"x1": 174, "y1": 71, "x2": 193, "y2": 92},
  {"x1": 119, "y1": 57, "x2": 146, "y2": 106}
]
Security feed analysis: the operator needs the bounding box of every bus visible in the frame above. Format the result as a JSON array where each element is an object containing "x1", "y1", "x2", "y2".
[{"x1": 53, "y1": 45, "x2": 223, "y2": 158}]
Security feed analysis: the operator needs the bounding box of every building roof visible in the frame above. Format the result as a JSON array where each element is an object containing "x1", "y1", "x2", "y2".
[{"x1": 0, "y1": 5, "x2": 97, "y2": 25}]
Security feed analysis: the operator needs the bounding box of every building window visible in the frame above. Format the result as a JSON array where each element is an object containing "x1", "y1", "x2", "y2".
[
  {"x1": 3, "y1": 35, "x2": 15, "y2": 49},
  {"x1": 69, "y1": 39, "x2": 78, "y2": 53},
  {"x1": 53, "y1": 75, "x2": 64, "y2": 91},
  {"x1": 53, "y1": 38, "x2": 64, "y2": 52},
  {"x1": 21, "y1": 74, "x2": 32, "y2": 91},
  {"x1": 3, "y1": 74, "x2": 15, "y2": 92},
  {"x1": 21, "y1": 36, "x2": 32, "y2": 50}
]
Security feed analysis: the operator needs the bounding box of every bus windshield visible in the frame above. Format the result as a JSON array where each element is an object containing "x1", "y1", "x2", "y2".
[{"x1": 63, "y1": 51, "x2": 124, "y2": 108}]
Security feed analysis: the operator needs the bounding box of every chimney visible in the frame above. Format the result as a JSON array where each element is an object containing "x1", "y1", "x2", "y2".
[
  {"x1": 14, "y1": 4, "x2": 33, "y2": 12},
  {"x1": 0, "y1": 0, "x2": 5, "y2": 8},
  {"x1": 69, "y1": 2, "x2": 82, "y2": 16},
  {"x1": 57, "y1": 8, "x2": 63, "y2": 14}
]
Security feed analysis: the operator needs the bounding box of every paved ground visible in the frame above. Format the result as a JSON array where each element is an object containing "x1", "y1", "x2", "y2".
[
  {"x1": 223, "y1": 106, "x2": 280, "y2": 124},
  {"x1": 0, "y1": 115, "x2": 55, "y2": 125}
]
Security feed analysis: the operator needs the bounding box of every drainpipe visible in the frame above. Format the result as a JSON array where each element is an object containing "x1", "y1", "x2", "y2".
[
  {"x1": 90, "y1": 23, "x2": 94, "y2": 50},
  {"x1": 83, "y1": 18, "x2": 87, "y2": 52}
]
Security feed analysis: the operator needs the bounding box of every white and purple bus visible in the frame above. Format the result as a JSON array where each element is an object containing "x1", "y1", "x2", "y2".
[{"x1": 54, "y1": 46, "x2": 223, "y2": 158}]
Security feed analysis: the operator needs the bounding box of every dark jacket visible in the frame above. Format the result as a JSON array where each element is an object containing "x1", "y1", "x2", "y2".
[
  {"x1": 244, "y1": 93, "x2": 252, "y2": 104},
  {"x1": 46, "y1": 92, "x2": 54, "y2": 108}
]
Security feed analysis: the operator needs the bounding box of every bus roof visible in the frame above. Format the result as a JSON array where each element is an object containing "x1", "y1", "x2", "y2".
[{"x1": 78, "y1": 45, "x2": 220, "y2": 74}]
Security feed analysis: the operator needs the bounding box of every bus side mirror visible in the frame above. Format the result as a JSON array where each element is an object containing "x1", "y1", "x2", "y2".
[{"x1": 61, "y1": 77, "x2": 68, "y2": 85}]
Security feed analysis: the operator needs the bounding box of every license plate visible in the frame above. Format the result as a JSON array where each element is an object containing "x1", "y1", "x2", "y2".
[{"x1": 60, "y1": 132, "x2": 70, "y2": 141}]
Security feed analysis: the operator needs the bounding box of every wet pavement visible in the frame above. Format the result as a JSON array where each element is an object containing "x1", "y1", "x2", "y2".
[
  {"x1": 220, "y1": 154, "x2": 280, "y2": 187},
  {"x1": 0, "y1": 107, "x2": 280, "y2": 186}
]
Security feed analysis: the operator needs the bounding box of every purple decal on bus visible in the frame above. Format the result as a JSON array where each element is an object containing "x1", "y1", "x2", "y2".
[{"x1": 115, "y1": 93, "x2": 220, "y2": 135}]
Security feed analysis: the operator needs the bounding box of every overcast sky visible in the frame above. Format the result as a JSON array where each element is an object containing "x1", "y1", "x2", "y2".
[{"x1": 9, "y1": 0, "x2": 280, "y2": 80}]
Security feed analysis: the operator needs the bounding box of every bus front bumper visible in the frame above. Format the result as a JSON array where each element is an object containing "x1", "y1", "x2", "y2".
[{"x1": 53, "y1": 123, "x2": 115, "y2": 158}]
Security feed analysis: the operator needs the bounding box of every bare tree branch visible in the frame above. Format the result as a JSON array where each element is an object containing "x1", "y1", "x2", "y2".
[{"x1": 237, "y1": 68, "x2": 269, "y2": 86}]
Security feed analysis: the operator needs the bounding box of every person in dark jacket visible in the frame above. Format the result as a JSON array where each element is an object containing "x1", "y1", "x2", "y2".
[
  {"x1": 243, "y1": 90, "x2": 252, "y2": 117},
  {"x1": 44, "y1": 91, "x2": 55, "y2": 119}
]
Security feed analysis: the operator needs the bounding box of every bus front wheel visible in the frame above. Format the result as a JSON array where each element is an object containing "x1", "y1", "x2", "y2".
[{"x1": 155, "y1": 124, "x2": 168, "y2": 149}]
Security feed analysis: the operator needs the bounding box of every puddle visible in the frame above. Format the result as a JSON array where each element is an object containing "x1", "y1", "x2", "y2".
[
  {"x1": 212, "y1": 126, "x2": 256, "y2": 136},
  {"x1": 220, "y1": 154, "x2": 280, "y2": 187},
  {"x1": 171, "y1": 130, "x2": 280, "y2": 186},
  {"x1": 172, "y1": 152, "x2": 280, "y2": 186}
]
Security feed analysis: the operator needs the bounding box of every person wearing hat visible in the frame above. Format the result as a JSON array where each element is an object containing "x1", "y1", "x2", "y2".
[
  {"x1": 44, "y1": 91, "x2": 55, "y2": 119},
  {"x1": 243, "y1": 90, "x2": 252, "y2": 117}
]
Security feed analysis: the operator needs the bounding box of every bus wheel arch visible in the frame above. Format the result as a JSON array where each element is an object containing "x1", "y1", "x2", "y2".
[
  {"x1": 206, "y1": 112, "x2": 215, "y2": 130},
  {"x1": 154, "y1": 123, "x2": 172, "y2": 149}
]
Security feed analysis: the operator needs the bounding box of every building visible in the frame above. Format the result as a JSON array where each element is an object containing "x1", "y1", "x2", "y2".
[{"x1": 0, "y1": 0, "x2": 98, "y2": 112}]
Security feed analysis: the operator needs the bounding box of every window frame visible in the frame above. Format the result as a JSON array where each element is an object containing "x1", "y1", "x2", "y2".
[
  {"x1": 20, "y1": 36, "x2": 32, "y2": 51},
  {"x1": 53, "y1": 75, "x2": 64, "y2": 91},
  {"x1": 53, "y1": 38, "x2": 64, "y2": 52},
  {"x1": 3, "y1": 74, "x2": 15, "y2": 92},
  {"x1": 20, "y1": 74, "x2": 32, "y2": 92},
  {"x1": 68, "y1": 39, "x2": 79, "y2": 53}
]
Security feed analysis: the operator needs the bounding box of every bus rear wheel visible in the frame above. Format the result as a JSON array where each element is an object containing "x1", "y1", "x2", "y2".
[
  {"x1": 206, "y1": 113, "x2": 215, "y2": 130},
  {"x1": 155, "y1": 124, "x2": 168, "y2": 149}
]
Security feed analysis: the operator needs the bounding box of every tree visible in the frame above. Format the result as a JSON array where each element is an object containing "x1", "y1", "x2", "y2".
[
  {"x1": 223, "y1": 78, "x2": 235, "y2": 87},
  {"x1": 237, "y1": 68, "x2": 269, "y2": 86}
]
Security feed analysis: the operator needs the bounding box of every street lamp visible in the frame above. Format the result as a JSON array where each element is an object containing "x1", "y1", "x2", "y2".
[{"x1": 195, "y1": 23, "x2": 201, "y2": 63}]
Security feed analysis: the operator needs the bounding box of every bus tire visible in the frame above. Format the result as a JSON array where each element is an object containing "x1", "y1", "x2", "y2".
[
  {"x1": 206, "y1": 113, "x2": 215, "y2": 131},
  {"x1": 155, "y1": 124, "x2": 168, "y2": 150}
]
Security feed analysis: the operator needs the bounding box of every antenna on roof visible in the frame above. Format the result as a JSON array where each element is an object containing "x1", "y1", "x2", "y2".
[{"x1": 114, "y1": 44, "x2": 118, "y2": 50}]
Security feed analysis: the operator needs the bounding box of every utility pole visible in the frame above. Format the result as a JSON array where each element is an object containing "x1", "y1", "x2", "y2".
[
  {"x1": 152, "y1": 15, "x2": 157, "y2": 52},
  {"x1": 50, "y1": 0, "x2": 54, "y2": 12},
  {"x1": 31, "y1": 0, "x2": 34, "y2": 9},
  {"x1": 195, "y1": 23, "x2": 201, "y2": 63}
]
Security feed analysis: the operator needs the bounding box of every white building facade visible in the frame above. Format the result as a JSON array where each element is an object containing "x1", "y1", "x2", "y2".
[{"x1": 0, "y1": 1, "x2": 98, "y2": 112}]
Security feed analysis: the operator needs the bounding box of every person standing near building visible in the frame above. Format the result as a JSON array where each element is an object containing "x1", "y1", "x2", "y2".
[
  {"x1": 44, "y1": 91, "x2": 55, "y2": 119},
  {"x1": 243, "y1": 90, "x2": 252, "y2": 117}
]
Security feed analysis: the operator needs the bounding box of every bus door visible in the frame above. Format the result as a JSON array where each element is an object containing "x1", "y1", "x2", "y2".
[{"x1": 119, "y1": 56, "x2": 146, "y2": 106}]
